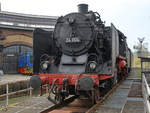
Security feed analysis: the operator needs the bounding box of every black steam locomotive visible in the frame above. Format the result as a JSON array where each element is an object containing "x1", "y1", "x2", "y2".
[{"x1": 30, "y1": 4, "x2": 132, "y2": 104}]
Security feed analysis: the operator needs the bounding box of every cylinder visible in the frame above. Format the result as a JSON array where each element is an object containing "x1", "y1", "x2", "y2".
[{"x1": 78, "y1": 4, "x2": 88, "y2": 14}]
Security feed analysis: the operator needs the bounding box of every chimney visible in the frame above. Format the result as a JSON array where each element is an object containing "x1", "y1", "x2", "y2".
[{"x1": 78, "y1": 4, "x2": 88, "y2": 14}]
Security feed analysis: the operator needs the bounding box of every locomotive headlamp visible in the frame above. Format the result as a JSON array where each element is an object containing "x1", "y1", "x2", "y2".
[
  {"x1": 89, "y1": 61, "x2": 97, "y2": 70},
  {"x1": 68, "y1": 18, "x2": 75, "y2": 24},
  {"x1": 41, "y1": 61, "x2": 49, "y2": 70},
  {"x1": 43, "y1": 62, "x2": 48, "y2": 69}
]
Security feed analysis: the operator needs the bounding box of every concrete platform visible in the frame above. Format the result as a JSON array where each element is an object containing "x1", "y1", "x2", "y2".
[
  {"x1": 0, "y1": 75, "x2": 53, "y2": 113},
  {"x1": 94, "y1": 69, "x2": 144, "y2": 113},
  {"x1": 0, "y1": 74, "x2": 31, "y2": 96},
  {"x1": 0, "y1": 74, "x2": 30, "y2": 85},
  {"x1": 0, "y1": 95, "x2": 54, "y2": 113}
]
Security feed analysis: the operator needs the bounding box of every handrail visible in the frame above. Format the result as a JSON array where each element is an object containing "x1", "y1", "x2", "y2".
[
  {"x1": 0, "y1": 81, "x2": 32, "y2": 111},
  {"x1": 142, "y1": 73, "x2": 150, "y2": 113},
  {"x1": 0, "y1": 87, "x2": 32, "y2": 98},
  {"x1": 143, "y1": 75, "x2": 150, "y2": 96}
]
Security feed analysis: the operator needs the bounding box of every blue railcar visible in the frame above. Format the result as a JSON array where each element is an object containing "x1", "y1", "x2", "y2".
[{"x1": 18, "y1": 53, "x2": 33, "y2": 74}]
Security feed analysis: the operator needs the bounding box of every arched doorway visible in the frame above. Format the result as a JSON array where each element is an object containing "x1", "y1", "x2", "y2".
[{"x1": 3, "y1": 45, "x2": 33, "y2": 74}]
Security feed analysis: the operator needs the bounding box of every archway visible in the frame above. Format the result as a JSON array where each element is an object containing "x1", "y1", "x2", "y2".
[
  {"x1": 3, "y1": 34, "x2": 33, "y2": 47},
  {"x1": 3, "y1": 44, "x2": 33, "y2": 74}
]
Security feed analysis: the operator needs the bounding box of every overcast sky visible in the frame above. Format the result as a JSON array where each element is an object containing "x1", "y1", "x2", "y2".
[{"x1": 0, "y1": 0, "x2": 150, "y2": 51}]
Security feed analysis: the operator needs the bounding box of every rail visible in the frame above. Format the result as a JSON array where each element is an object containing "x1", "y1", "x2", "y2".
[
  {"x1": 142, "y1": 73, "x2": 150, "y2": 113},
  {"x1": 40, "y1": 79, "x2": 124, "y2": 113},
  {"x1": 0, "y1": 81, "x2": 33, "y2": 111}
]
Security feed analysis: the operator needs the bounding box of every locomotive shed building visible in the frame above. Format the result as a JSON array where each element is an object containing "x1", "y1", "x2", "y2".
[{"x1": 0, "y1": 11, "x2": 58, "y2": 73}]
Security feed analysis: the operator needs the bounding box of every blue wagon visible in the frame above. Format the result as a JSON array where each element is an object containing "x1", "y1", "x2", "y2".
[{"x1": 18, "y1": 53, "x2": 33, "y2": 74}]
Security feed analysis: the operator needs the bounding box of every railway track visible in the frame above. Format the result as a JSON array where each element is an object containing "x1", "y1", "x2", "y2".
[{"x1": 40, "y1": 79, "x2": 123, "y2": 113}]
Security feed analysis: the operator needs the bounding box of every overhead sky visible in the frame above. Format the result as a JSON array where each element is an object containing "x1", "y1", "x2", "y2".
[{"x1": 0, "y1": 0, "x2": 150, "y2": 51}]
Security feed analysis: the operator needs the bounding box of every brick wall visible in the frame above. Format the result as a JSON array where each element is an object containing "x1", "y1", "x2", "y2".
[{"x1": 0, "y1": 28, "x2": 33, "y2": 47}]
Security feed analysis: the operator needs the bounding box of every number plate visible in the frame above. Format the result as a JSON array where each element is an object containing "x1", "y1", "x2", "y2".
[{"x1": 66, "y1": 37, "x2": 81, "y2": 43}]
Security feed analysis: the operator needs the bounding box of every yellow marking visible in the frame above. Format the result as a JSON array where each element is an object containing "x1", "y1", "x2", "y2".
[
  {"x1": 8, "y1": 102, "x2": 19, "y2": 107},
  {"x1": 0, "y1": 102, "x2": 20, "y2": 111}
]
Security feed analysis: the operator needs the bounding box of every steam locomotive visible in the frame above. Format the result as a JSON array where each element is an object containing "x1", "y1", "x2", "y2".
[{"x1": 30, "y1": 4, "x2": 132, "y2": 104}]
